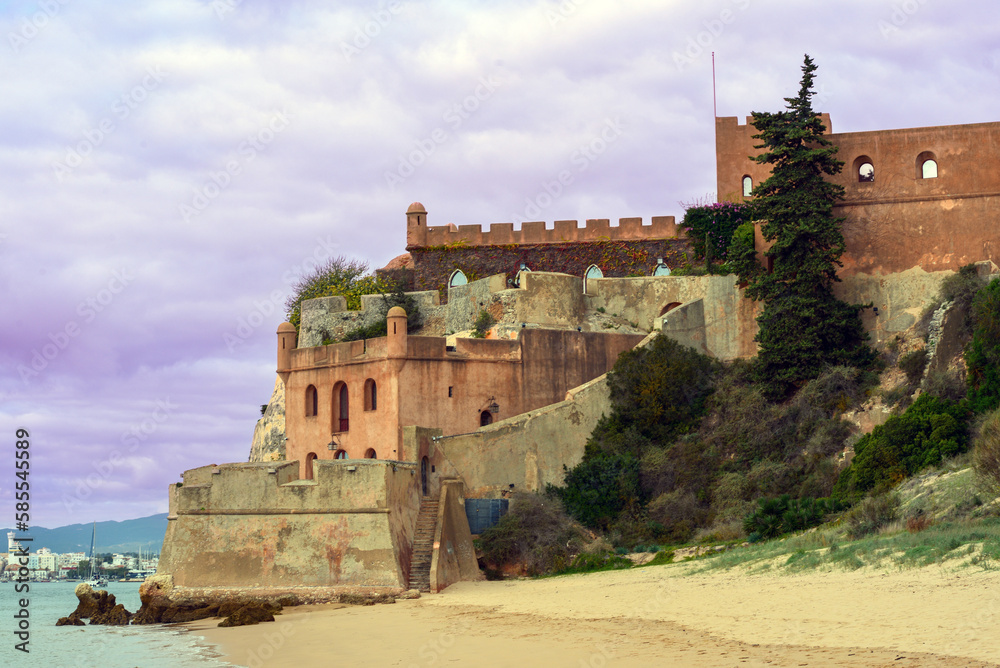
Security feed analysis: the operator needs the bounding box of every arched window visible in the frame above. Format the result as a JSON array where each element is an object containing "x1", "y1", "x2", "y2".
[
  {"x1": 304, "y1": 452, "x2": 317, "y2": 480},
  {"x1": 854, "y1": 156, "x2": 875, "y2": 182},
  {"x1": 583, "y1": 264, "x2": 603, "y2": 293},
  {"x1": 449, "y1": 269, "x2": 468, "y2": 288},
  {"x1": 917, "y1": 151, "x2": 938, "y2": 179},
  {"x1": 305, "y1": 385, "x2": 318, "y2": 417},
  {"x1": 742, "y1": 175, "x2": 753, "y2": 197},
  {"x1": 364, "y1": 378, "x2": 377, "y2": 411},
  {"x1": 653, "y1": 260, "x2": 671, "y2": 276},
  {"x1": 480, "y1": 410, "x2": 493, "y2": 427},
  {"x1": 364, "y1": 448, "x2": 377, "y2": 459},
  {"x1": 333, "y1": 449, "x2": 347, "y2": 459},
  {"x1": 332, "y1": 382, "x2": 349, "y2": 432}
]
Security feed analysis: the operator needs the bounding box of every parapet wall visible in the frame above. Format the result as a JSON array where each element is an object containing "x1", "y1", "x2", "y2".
[
  {"x1": 158, "y1": 460, "x2": 421, "y2": 590},
  {"x1": 409, "y1": 215, "x2": 681, "y2": 249}
]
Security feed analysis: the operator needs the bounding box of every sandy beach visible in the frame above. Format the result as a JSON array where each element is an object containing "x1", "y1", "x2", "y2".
[{"x1": 187, "y1": 563, "x2": 1000, "y2": 667}]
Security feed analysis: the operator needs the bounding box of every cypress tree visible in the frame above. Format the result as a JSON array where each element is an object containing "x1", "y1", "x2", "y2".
[{"x1": 742, "y1": 55, "x2": 876, "y2": 399}]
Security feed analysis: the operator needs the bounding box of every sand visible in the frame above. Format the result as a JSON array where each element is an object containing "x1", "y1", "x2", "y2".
[{"x1": 186, "y1": 564, "x2": 1000, "y2": 667}]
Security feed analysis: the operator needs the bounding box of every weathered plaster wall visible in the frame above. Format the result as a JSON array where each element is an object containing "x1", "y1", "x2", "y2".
[
  {"x1": 158, "y1": 460, "x2": 420, "y2": 590},
  {"x1": 299, "y1": 291, "x2": 440, "y2": 348},
  {"x1": 660, "y1": 299, "x2": 708, "y2": 354},
  {"x1": 717, "y1": 115, "x2": 1000, "y2": 276},
  {"x1": 422, "y1": 366, "x2": 621, "y2": 497},
  {"x1": 430, "y1": 480, "x2": 481, "y2": 592}
]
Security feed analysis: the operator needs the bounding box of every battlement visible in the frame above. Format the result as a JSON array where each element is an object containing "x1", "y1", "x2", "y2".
[{"x1": 406, "y1": 204, "x2": 679, "y2": 248}]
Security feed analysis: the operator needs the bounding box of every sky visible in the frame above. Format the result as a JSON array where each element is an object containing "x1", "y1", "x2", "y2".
[{"x1": 1, "y1": 0, "x2": 998, "y2": 530}]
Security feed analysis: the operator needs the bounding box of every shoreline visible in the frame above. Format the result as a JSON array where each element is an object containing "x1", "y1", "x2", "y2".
[{"x1": 183, "y1": 563, "x2": 1000, "y2": 667}]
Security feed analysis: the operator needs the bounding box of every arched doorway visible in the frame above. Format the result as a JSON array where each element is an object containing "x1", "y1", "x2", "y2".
[
  {"x1": 332, "y1": 382, "x2": 349, "y2": 432},
  {"x1": 480, "y1": 410, "x2": 494, "y2": 427},
  {"x1": 364, "y1": 448, "x2": 377, "y2": 459},
  {"x1": 304, "y1": 452, "x2": 317, "y2": 480},
  {"x1": 420, "y1": 457, "x2": 429, "y2": 497},
  {"x1": 333, "y1": 449, "x2": 347, "y2": 459}
]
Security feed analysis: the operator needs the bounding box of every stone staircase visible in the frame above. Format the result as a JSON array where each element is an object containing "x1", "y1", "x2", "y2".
[{"x1": 408, "y1": 496, "x2": 439, "y2": 592}]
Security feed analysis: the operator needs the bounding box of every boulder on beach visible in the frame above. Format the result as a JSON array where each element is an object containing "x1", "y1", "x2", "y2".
[{"x1": 56, "y1": 583, "x2": 133, "y2": 627}]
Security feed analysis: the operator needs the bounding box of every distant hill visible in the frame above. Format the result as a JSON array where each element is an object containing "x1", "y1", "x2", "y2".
[{"x1": 2, "y1": 514, "x2": 168, "y2": 555}]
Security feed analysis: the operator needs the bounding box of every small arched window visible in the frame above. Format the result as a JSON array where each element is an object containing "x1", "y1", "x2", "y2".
[
  {"x1": 332, "y1": 382, "x2": 349, "y2": 432},
  {"x1": 304, "y1": 452, "x2": 317, "y2": 480},
  {"x1": 364, "y1": 448, "x2": 377, "y2": 459},
  {"x1": 854, "y1": 156, "x2": 875, "y2": 182},
  {"x1": 449, "y1": 269, "x2": 468, "y2": 288},
  {"x1": 742, "y1": 175, "x2": 753, "y2": 197},
  {"x1": 333, "y1": 449, "x2": 347, "y2": 459},
  {"x1": 305, "y1": 385, "x2": 318, "y2": 417},
  {"x1": 583, "y1": 264, "x2": 603, "y2": 294},
  {"x1": 917, "y1": 151, "x2": 938, "y2": 179},
  {"x1": 653, "y1": 259, "x2": 671, "y2": 276},
  {"x1": 480, "y1": 410, "x2": 493, "y2": 427},
  {"x1": 364, "y1": 379, "x2": 377, "y2": 411}
]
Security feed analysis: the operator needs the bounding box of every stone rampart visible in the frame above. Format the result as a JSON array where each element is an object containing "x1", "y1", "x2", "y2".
[
  {"x1": 409, "y1": 215, "x2": 680, "y2": 249},
  {"x1": 158, "y1": 460, "x2": 421, "y2": 590}
]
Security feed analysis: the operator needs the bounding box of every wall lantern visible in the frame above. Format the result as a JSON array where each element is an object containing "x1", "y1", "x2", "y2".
[
  {"x1": 488, "y1": 396, "x2": 500, "y2": 414},
  {"x1": 327, "y1": 434, "x2": 341, "y2": 451}
]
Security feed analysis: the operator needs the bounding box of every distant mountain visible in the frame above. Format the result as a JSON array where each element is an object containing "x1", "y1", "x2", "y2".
[{"x1": 2, "y1": 514, "x2": 168, "y2": 555}]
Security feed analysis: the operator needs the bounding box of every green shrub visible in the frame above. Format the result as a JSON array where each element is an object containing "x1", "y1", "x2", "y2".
[
  {"x1": 898, "y1": 349, "x2": 928, "y2": 386},
  {"x1": 681, "y1": 200, "x2": 754, "y2": 263},
  {"x1": 723, "y1": 221, "x2": 759, "y2": 282},
  {"x1": 834, "y1": 394, "x2": 971, "y2": 499},
  {"x1": 599, "y1": 335, "x2": 719, "y2": 446},
  {"x1": 471, "y1": 309, "x2": 495, "y2": 338},
  {"x1": 646, "y1": 489, "x2": 711, "y2": 544},
  {"x1": 940, "y1": 263, "x2": 988, "y2": 319},
  {"x1": 284, "y1": 256, "x2": 391, "y2": 329},
  {"x1": 644, "y1": 550, "x2": 675, "y2": 566},
  {"x1": 743, "y1": 495, "x2": 846, "y2": 542},
  {"x1": 547, "y1": 452, "x2": 642, "y2": 530},
  {"x1": 966, "y1": 278, "x2": 1000, "y2": 413},
  {"x1": 557, "y1": 552, "x2": 633, "y2": 575},
  {"x1": 845, "y1": 494, "x2": 899, "y2": 538}
]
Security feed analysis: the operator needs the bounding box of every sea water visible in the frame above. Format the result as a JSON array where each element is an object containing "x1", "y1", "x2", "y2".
[{"x1": 0, "y1": 581, "x2": 231, "y2": 667}]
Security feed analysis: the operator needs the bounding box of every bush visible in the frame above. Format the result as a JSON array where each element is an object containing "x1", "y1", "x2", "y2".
[
  {"x1": 476, "y1": 493, "x2": 582, "y2": 576},
  {"x1": 600, "y1": 335, "x2": 719, "y2": 445},
  {"x1": 898, "y1": 349, "x2": 928, "y2": 386},
  {"x1": 973, "y1": 408, "x2": 1000, "y2": 496},
  {"x1": 845, "y1": 494, "x2": 899, "y2": 538},
  {"x1": 547, "y1": 452, "x2": 642, "y2": 530},
  {"x1": 966, "y1": 278, "x2": 1000, "y2": 413},
  {"x1": 284, "y1": 256, "x2": 388, "y2": 328},
  {"x1": 471, "y1": 309, "x2": 495, "y2": 338},
  {"x1": 834, "y1": 394, "x2": 971, "y2": 499},
  {"x1": 939, "y1": 263, "x2": 987, "y2": 318},
  {"x1": 681, "y1": 200, "x2": 754, "y2": 263},
  {"x1": 557, "y1": 552, "x2": 633, "y2": 575},
  {"x1": 646, "y1": 489, "x2": 711, "y2": 544},
  {"x1": 743, "y1": 495, "x2": 846, "y2": 542}
]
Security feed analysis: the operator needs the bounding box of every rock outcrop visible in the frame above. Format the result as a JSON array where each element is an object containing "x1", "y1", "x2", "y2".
[
  {"x1": 56, "y1": 583, "x2": 133, "y2": 626},
  {"x1": 249, "y1": 376, "x2": 286, "y2": 462},
  {"x1": 131, "y1": 574, "x2": 298, "y2": 626}
]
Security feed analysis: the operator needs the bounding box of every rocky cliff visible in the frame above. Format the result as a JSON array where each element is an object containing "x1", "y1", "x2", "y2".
[{"x1": 249, "y1": 376, "x2": 285, "y2": 462}]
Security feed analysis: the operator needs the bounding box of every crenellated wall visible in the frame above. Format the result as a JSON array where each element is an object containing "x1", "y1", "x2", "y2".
[{"x1": 407, "y1": 214, "x2": 681, "y2": 248}]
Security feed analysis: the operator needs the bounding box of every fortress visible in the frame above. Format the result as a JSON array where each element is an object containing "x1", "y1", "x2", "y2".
[{"x1": 156, "y1": 113, "x2": 1000, "y2": 595}]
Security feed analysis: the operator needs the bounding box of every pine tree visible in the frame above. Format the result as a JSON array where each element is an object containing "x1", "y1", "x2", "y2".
[{"x1": 742, "y1": 55, "x2": 876, "y2": 399}]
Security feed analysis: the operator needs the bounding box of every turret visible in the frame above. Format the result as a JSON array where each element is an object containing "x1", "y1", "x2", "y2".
[
  {"x1": 277, "y1": 322, "x2": 297, "y2": 385},
  {"x1": 387, "y1": 306, "x2": 408, "y2": 358},
  {"x1": 405, "y1": 202, "x2": 427, "y2": 247}
]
